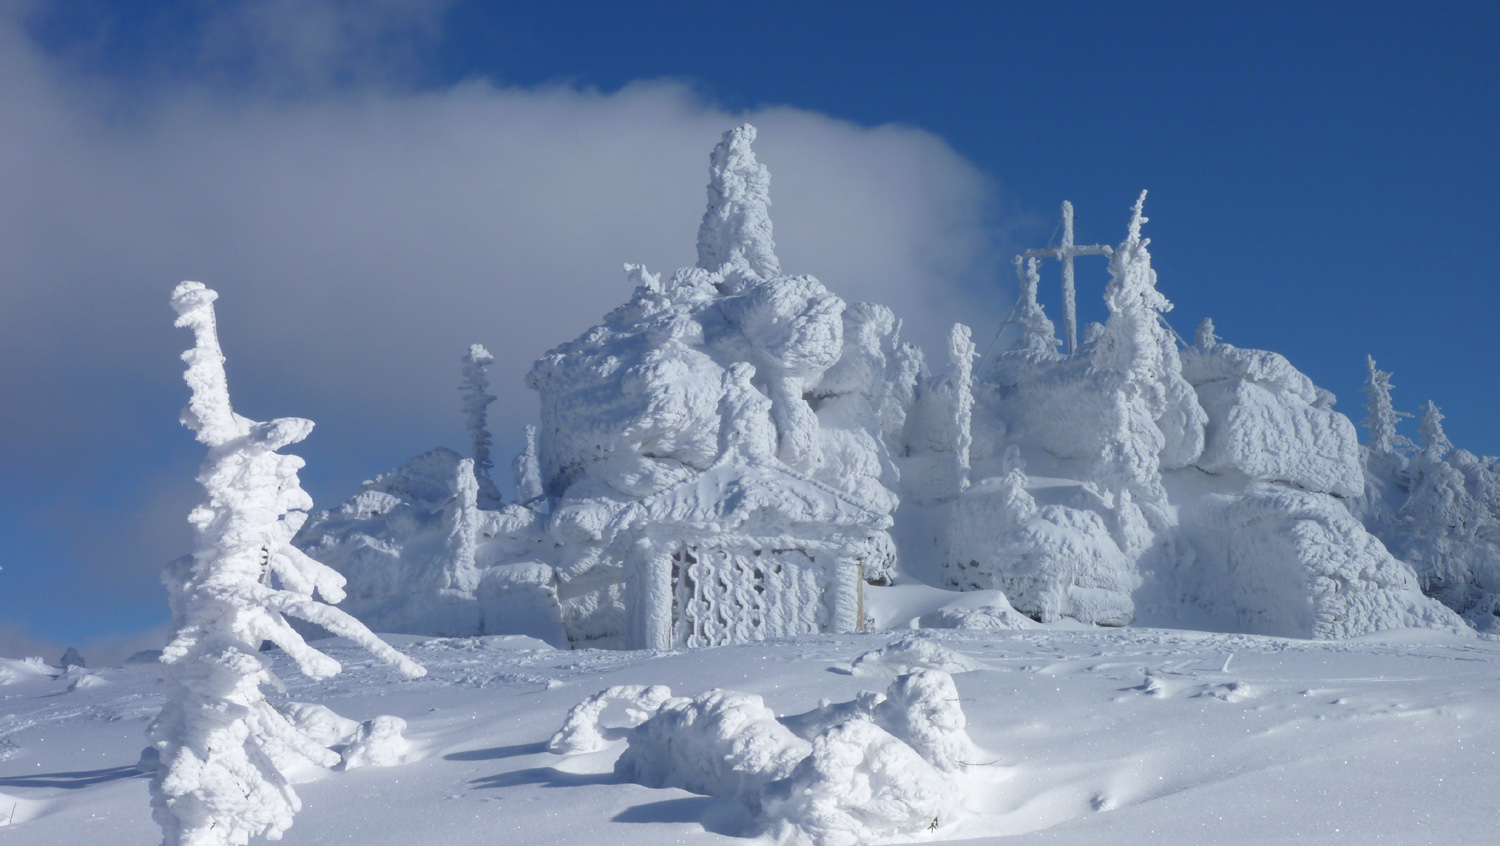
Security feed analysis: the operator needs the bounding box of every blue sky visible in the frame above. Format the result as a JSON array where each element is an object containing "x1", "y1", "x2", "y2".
[{"x1": 2, "y1": 0, "x2": 1497, "y2": 658}]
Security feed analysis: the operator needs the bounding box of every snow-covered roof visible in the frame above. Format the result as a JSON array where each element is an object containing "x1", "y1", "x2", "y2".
[{"x1": 611, "y1": 451, "x2": 890, "y2": 542}]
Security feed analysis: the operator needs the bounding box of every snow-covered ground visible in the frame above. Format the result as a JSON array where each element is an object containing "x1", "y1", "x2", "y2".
[{"x1": 5, "y1": 626, "x2": 1498, "y2": 845}]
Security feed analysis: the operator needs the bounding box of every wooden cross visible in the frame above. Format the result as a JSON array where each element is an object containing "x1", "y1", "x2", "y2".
[{"x1": 1021, "y1": 201, "x2": 1112, "y2": 355}]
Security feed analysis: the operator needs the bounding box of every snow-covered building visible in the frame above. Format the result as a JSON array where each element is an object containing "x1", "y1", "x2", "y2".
[{"x1": 610, "y1": 365, "x2": 889, "y2": 649}]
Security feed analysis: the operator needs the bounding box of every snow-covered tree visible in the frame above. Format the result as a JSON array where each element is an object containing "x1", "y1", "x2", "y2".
[
  {"x1": 1362, "y1": 355, "x2": 1412, "y2": 457},
  {"x1": 461, "y1": 344, "x2": 502, "y2": 509},
  {"x1": 1418, "y1": 400, "x2": 1453, "y2": 462},
  {"x1": 1194, "y1": 317, "x2": 1218, "y2": 349},
  {"x1": 696, "y1": 124, "x2": 780, "y2": 284},
  {"x1": 153, "y1": 282, "x2": 425, "y2": 846},
  {"x1": 1088, "y1": 191, "x2": 1183, "y2": 534},
  {"x1": 1011, "y1": 256, "x2": 1060, "y2": 354},
  {"x1": 513, "y1": 424, "x2": 544, "y2": 507}
]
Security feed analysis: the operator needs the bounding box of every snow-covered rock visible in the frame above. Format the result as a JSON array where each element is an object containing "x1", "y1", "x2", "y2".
[
  {"x1": 1181, "y1": 332, "x2": 1362, "y2": 497},
  {"x1": 1174, "y1": 483, "x2": 1467, "y2": 639}
]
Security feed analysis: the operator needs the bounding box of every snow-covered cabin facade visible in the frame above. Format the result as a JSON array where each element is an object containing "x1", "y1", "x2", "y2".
[{"x1": 610, "y1": 365, "x2": 889, "y2": 649}]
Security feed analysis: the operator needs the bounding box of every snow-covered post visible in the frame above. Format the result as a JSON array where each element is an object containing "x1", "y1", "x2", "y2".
[
  {"x1": 949, "y1": 323, "x2": 976, "y2": 496},
  {"x1": 1362, "y1": 355, "x2": 1412, "y2": 456},
  {"x1": 153, "y1": 282, "x2": 425, "y2": 846},
  {"x1": 461, "y1": 344, "x2": 503, "y2": 509},
  {"x1": 513, "y1": 424, "x2": 545, "y2": 507},
  {"x1": 1020, "y1": 201, "x2": 1113, "y2": 355},
  {"x1": 1418, "y1": 401, "x2": 1452, "y2": 462}
]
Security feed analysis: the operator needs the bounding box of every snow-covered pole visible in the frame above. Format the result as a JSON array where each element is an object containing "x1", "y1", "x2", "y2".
[
  {"x1": 461, "y1": 344, "x2": 503, "y2": 509},
  {"x1": 153, "y1": 282, "x2": 425, "y2": 846}
]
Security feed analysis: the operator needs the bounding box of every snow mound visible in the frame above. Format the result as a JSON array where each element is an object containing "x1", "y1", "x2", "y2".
[
  {"x1": 339, "y1": 716, "x2": 412, "y2": 770},
  {"x1": 1182, "y1": 339, "x2": 1362, "y2": 497},
  {"x1": 0, "y1": 657, "x2": 57, "y2": 684},
  {"x1": 615, "y1": 689, "x2": 812, "y2": 803},
  {"x1": 849, "y1": 633, "x2": 981, "y2": 676},
  {"x1": 555, "y1": 668, "x2": 986, "y2": 845},
  {"x1": 917, "y1": 596, "x2": 1038, "y2": 632},
  {"x1": 1176, "y1": 483, "x2": 1469, "y2": 639},
  {"x1": 548, "y1": 684, "x2": 674, "y2": 755},
  {"x1": 760, "y1": 717, "x2": 952, "y2": 846}
]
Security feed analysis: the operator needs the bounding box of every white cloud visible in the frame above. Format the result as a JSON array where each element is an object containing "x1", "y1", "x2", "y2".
[{"x1": 0, "y1": 7, "x2": 1011, "y2": 642}]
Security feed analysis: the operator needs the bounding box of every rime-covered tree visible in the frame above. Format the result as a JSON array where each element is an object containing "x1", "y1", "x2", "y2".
[
  {"x1": 696, "y1": 124, "x2": 780, "y2": 284},
  {"x1": 461, "y1": 343, "x2": 503, "y2": 509},
  {"x1": 513, "y1": 424, "x2": 544, "y2": 507},
  {"x1": 1418, "y1": 400, "x2": 1453, "y2": 462},
  {"x1": 153, "y1": 282, "x2": 425, "y2": 846},
  {"x1": 1194, "y1": 317, "x2": 1218, "y2": 349},
  {"x1": 1011, "y1": 256, "x2": 1060, "y2": 354},
  {"x1": 1088, "y1": 191, "x2": 1178, "y2": 538},
  {"x1": 1362, "y1": 355, "x2": 1412, "y2": 457}
]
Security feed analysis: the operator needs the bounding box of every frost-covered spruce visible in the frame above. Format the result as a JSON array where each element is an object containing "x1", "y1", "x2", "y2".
[
  {"x1": 1012, "y1": 255, "x2": 1060, "y2": 354},
  {"x1": 461, "y1": 343, "x2": 502, "y2": 509},
  {"x1": 1089, "y1": 191, "x2": 1204, "y2": 539},
  {"x1": 513, "y1": 424, "x2": 544, "y2": 507},
  {"x1": 1362, "y1": 355, "x2": 1413, "y2": 458},
  {"x1": 152, "y1": 282, "x2": 425, "y2": 846}
]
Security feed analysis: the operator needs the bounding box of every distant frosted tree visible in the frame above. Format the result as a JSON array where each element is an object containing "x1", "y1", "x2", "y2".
[
  {"x1": 1011, "y1": 256, "x2": 1060, "y2": 354},
  {"x1": 461, "y1": 344, "x2": 503, "y2": 509},
  {"x1": 1418, "y1": 400, "x2": 1453, "y2": 462},
  {"x1": 1194, "y1": 317, "x2": 1218, "y2": 349},
  {"x1": 1361, "y1": 355, "x2": 1412, "y2": 456},
  {"x1": 153, "y1": 282, "x2": 425, "y2": 846},
  {"x1": 513, "y1": 424, "x2": 545, "y2": 507}
]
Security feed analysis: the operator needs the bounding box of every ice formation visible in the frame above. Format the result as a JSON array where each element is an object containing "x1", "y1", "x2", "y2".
[
  {"x1": 554, "y1": 668, "x2": 984, "y2": 846},
  {"x1": 290, "y1": 127, "x2": 1481, "y2": 645},
  {"x1": 153, "y1": 282, "x2": 424, "y2": 846}
]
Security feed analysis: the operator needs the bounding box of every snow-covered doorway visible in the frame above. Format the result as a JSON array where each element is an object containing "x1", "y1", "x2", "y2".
[{"x1": 669, "y1": 544, "x2": 829, "y2": 647}]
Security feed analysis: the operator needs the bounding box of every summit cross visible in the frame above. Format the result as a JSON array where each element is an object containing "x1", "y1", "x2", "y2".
[{"x1": 1021, "y1": 201, "x2": 1113, "y2": 355}]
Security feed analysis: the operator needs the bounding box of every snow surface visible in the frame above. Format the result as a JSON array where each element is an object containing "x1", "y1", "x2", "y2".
[{"x1": 6, "y1": 628, "x2": 1500, "y2": 844}]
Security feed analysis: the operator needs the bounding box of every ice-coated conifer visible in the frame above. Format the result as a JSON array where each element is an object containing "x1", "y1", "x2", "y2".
[
  {"x1": 461, "y1": 343, "x2": 502, "y2": 509},
  {"x1": 513, "y1": 424, "x2": 544, "y2": 506},
  {"x1": 697, "y1": 124, "x2": 780, "y2": 283},
  {"x1": 1362, "y1": 355, "x2": 1412, "y2": 456},
  {"x1": 1418, "y1": 401, "x2": 1452, "y2": 461},
  {"x1": 1011, "y1": 256, "x2": 1060, "y2": 354},
  {"x1": 1195, "y1": 317, "x2": 1218, "y2": 349},
  {"x1": 152, "y1": 282, "x2": 424, "y2": 846}
]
